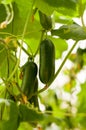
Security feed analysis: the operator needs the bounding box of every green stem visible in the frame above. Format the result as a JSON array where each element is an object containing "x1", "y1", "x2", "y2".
[
  {"x1": 19, "y1": 0, "x2": 35, "y2": 59},
  {"x1": 0, "y1": 89, "x2": 6, "y2": 120},
  {"x1": 7, "y1": 52, "x2": 10, "y2": 78},
  {"x1": 1, "y1": 103, "x2": 5, "y2": 120},
  {"x1": 38, "y1": 40, "x2": 78, "y2": 94},
  {"x1": 34, "y1": 30, "x2": 45, "y2": 57},
  {"x1": 0, "y1": 38, "x2": 5, "y2": 44},
  {"x1": 79, "y1": 0, "x2": 86, "y2": 28},
  {"x1": 7, "y1": 59, "x2": 20, "y2": 81},
  {"x1": 0, "y1": 32, "x2": 19, "y2": 38},
  {"x1": 81, "y1": 15, "x2": 85, "y2": 28},
  {"x1": 17, "y1": 41, "x2": 32, "y2": 57},
  {"x1": 7, "y1": 0, "x2": 35, "y2": 81}
]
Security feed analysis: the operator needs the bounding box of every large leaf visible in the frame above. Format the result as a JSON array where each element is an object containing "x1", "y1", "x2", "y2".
[
  {"x1": 35, "y1": 0, "x2": 54, "y2": 15},
  {"x1": 45, "y1": 0, "x2": 78, "y2": 16},
  {"x1": 0, "y1": 1, "x2": 42, "y2": 41},
  {"x1": 78, "y1": 0, "x2": 86, "y2": 17},
  {"x1": 1, "y1": 0, "x2": 13, "y2": 4},
  {"x1": 11, "y1": 0, "x2": 35, "y2": 35},
  {"x1": 0, "y1": 42, "x2": 7, "y2": 65},
  {"x1": 35, "y1": 0, "x2": 78, "y2": 16},
  {"x1": 18, "y1": 122, "x2": 33, "y2": 130},
  {"x1": 0, "y1": 100, "x2": 19, "y2": 130},
  {"x1": 54, "y1": 11, "x2": 73, "y2": 24},
  {"x1": 51, "y1": 24, "x2": 86, "y2": 40},
  {"x1": 0, "y1": 0, "x2": 39, "y2": 37},
  {"x1": 19, "y1": 104, "x2": 44, "y2": 122},
  {"x1": 25, "y1": 37, "x2": 41, "y2": 55},
  {"x1": 0, "y1": 4, "x2": 6, "y2": 23},
  {"x1": 19, "y1": 104, "x2": 62, "y2": 125},
  {"x1": 0, "y1": 51, "x2": 16, "y2": 79},
  {"x1": 43, "y1": 0, "x2": 77, "y2": 9}
]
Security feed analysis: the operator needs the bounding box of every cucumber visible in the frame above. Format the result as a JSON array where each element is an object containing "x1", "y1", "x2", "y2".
[
  {"x1": 29, "y1": 78, "x2": 39, "y2": 108},
  {"x1": 39, "y1": 39, "x2": 55, "y2": 84},
  {"x1": 39, "y1": 11, "x2": 52, "y2": 30},
  {"x1": 21, "y1": 61, "x2": 37, "y2": 97}
]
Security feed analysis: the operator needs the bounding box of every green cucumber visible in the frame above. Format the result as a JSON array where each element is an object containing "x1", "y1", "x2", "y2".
[
  {"x1": 29, "y1": 78, "x2": 39, "y2": 108},
  {"x1": 39, "y1": 39, "x2": 55, "y2": 84},
  {"x1": 21, "y1": 61, "x2": 37, "y2": 97},
  {"x1": 39, "y1": 11, "x2": 52, "y2": 30}
]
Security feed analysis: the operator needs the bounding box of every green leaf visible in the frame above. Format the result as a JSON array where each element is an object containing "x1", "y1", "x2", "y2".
[
  {"x1": 19, "y1": 104, "x2": 44, "y2": 122},
  {"x1": 55, "y1": 8, "x2": 78, "y2": 17},
  {"x1": 43, "y1": 0, "x2": 77, "y2": 9},
  {"x1": 54, "y1": 0, "x2": 78, "y2": 17},
  {"x1": 35, "y1": 0, "x2": 78, "y2": 16},
  {"x1": 25, "y1": 38, "x2": 40, "y2": 55},
  {"x1": 11, "y1": 0, "x2": 34, "y2": 35},
  {"x1": 0, "y1": 0, "x2": 36, "y2": 37},
  {"x1": 42, "y1": 114, "x2": 62, "y2": 126},
  {"x1": 48, "y1": 36, "x2": 68, "y2": 58},
  {"x1": 54, "y1": 11, "x2": 73, "y2": 24},
  {"x1": 0, "y1": 120, "x2": 19, "y2": 130},
  {"x1": 18, "y1": 122, "x2": 33, "y2": 130},
  {"x1": 0, "y1": 52, "x2": 16, "y2": 79},
  {"x1": 0, "y1": 85, "x2": 6, "y2": 98},
  {"x1": 0, "y1": 100, "x2": 19, "y2": 130},
  {"x1": 1, "y1": 0, "x2": 42, "y2": 40},
  {"x1": 1, "y1": 0, "x2": 13, "y2": 4},
  {"x1": 35, "y1": 0, "x2": 54, "y2": 15},
  {"x1": 0, "y1": 4, "x2": 6, "y2": 23},
  {"x1": 25, "y1": 18, "x2": 41, "y2": 39},
  {"x1": 0, "y1": 42, "x2": 7, "y2": 66},
  {"x1": 51, "y1": 24, "x2": 86, "y2": 40},
  {"x1": 19, "y1": 104, "x2": 62, "y2": 126}
]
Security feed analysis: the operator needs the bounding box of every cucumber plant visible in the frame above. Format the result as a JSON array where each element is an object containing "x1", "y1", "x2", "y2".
[{"x1": 0, "y1": 1, "x2": 84, "y2": 129}]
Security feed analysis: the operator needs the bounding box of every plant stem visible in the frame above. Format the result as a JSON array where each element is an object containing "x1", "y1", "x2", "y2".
[
  {"x1": 79, "y1": 0, "x2": 86, "y2": 29},
  {"x1": 50, "y1": 41, "x2": 78, "y2": 85},
  {"x1": 34, "y1": 30, "x2": 45, "y2": 57},
  {"x1": 7, "y1": 59, "x2": 19, "y2": 81},
  {"x1": 19, "y1": 0, "x2": 35, "y2": 59},
  {"x1": 7, "y1": 0, "x2": 35, "y2": 81},
  {"x1": 17, "y1": 41, "x2": 32, "y2": 57}
]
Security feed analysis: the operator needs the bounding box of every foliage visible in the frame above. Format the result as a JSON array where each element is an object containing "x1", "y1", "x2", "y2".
[{"x1": 0, "y1": 0, "x2": 86, "y2": 130}]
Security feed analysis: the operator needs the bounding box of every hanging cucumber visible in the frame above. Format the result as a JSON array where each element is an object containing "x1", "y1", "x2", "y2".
[
  {"x1": 39, "y1": 39, "x2": 55, "y2": 84},
  {"x1": 21, "y1": 61, "x2": 38, "y2": 98},
  {"x1": 29, "y1": 78, "x2": 39, "y2": 108},
  {"x1": 39, "y1": 11, "x2": 52, "y2": 30}
]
